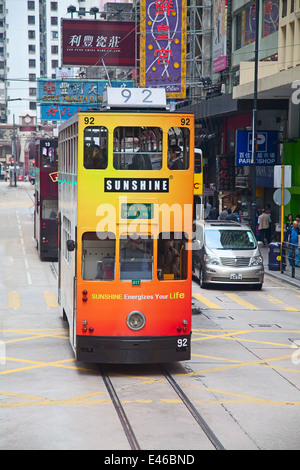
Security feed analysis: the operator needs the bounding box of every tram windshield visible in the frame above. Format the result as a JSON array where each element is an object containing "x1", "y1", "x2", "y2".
[
  {"x1": 120, "y1": 235, "x2": 153, "y2": 280},
  {"x1": 157, "y1": 232, "x2": 188, "y2": 280},
  {"x1": 82, "y1": 232, "x2": 115, "y2": 281}
]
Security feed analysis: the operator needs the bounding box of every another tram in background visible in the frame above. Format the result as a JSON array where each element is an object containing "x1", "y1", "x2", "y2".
[
  {"x1": 58, "y1": 88, "x2": 194, "y2": 364},
  {"x1": 193, "y1": 147, "x2": 203, "y2": 219},
  {"x1": 34, "y1": 138, "x2": 58, "y2": 260}
]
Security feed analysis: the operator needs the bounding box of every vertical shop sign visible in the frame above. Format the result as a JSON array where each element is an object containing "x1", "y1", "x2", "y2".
[
  {"x1": 217, "y1": 155, "x2": 235, "y2": 191},
  {"x1": 140, "y1": 0, "x2": 187, "y2": 98},
  {"x1": 213, "y1": 0, "x2": 227, "y2": 73}
]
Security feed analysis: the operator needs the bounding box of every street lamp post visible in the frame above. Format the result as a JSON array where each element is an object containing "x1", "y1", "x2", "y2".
[{"x1": 251, "y1": 0, "x2": 260, "y2": 236}]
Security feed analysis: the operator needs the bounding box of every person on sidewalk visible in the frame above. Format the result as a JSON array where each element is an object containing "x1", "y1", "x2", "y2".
[
  {"x1": 287, "y1": 220, "x2": 300, "y2": 267},
  {"x1": 258, "y1": 209, "x2": 270, "y2": 245}
]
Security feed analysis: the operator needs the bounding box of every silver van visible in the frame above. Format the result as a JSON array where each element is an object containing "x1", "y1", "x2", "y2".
[{"x1": 192, "y1": 220, "x2": 264, "y2": 289}]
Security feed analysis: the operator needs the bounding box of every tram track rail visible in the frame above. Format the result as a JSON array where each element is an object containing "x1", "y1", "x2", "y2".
[
  {"x1": 101, "y1": 367, "x2": 141, "y2": 450},
  {"x1": 101, "y1": 365, "x2": 225, "y2": 451},
  {"x1": 161, "y1": 368, "x2": 225, "y2": 450}
]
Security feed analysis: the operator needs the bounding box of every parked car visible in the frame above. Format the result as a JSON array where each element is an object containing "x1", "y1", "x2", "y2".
[{"x1": 192, "y1": 220, "x2": 264, "y2": 289}]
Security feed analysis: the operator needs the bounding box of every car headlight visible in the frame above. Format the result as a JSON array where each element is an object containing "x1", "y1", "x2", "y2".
[
  {"x1": 250, "y1": 255, "x2": 263, "y2": 266},
  {"x1": 204, "y1": 254, "x2": 221, "y2": 265}
]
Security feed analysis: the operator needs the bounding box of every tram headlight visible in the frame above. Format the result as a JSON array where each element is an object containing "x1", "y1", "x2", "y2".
[{"x1": 127, "y1": 311, "x2": 146, "y2": 331}]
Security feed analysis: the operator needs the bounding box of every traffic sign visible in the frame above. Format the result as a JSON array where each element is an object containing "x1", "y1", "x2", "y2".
[
  {"x1": 273, "y1": 188, "x2": 291, "y2": 206},
  {"x1": 274, "y1": 165, "x2": 291, "y2": 188}
]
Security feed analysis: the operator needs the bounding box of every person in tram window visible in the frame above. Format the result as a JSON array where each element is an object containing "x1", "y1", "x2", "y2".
[
  {"x1": 168, "y1": 144, "x2": 185, "y2": 170},
  {"x1": 128, "y1": 154, "x2": 146, "y2": 170},
  {"x1": 84, "y1": 144, "x2": 107, "y2": 169},
  {"x1": 121, "y1": 237, "x2": 149, "y2": 273},
  {"x1": 157, "y1": 239, "x2": 180, "y2": 279}
]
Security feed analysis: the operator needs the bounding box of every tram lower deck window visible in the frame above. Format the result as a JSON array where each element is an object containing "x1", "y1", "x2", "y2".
[
  {"x1": 120, "y1": 235, "x2": 153, "y2": 280},
  {"x1": 82, "y1": 232, "x2": 115, "y2": 281},
  {"x1": 157, "y1": 233, "x2": 188, "y2": 280}
]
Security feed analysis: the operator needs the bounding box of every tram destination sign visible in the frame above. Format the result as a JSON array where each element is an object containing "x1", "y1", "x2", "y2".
[
  {"x1": 121, "y1": 203, "x2": 154, "y2": 219},
  {"x1": 105, "y1": 178, "x2": 169, "y2": 192}
]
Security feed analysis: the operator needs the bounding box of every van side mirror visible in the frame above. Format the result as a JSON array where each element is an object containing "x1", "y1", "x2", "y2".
[
  {"x1": 66, "y1": 240, "x2": 76, "y2": 252},
  {"x1": 192, "y1": 239, "x2": 201, "y2": 250}
]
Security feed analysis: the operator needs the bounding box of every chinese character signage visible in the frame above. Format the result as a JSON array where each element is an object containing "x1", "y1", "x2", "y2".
[
  {"x1": 140, "y1": 0, "x2": 187, "y2": 98},
  {"x1": 216, "y1": 155, "x2": 235, "y2": 192},
  {"x1": 62, "y1": 19, "x2": 136, "y2": 67},
  {"x1": 213, "y1": 0, "x2": 227, "y2": 73},
  {"x1": 236, "y1": 130, "x2": 279, "y2": 166},
  {"x1": 38, "y1": 79, "x2": 134, "y2": 121},
  {"x1": 263, "y1": 0, "x2": 279, "y2": 37}
]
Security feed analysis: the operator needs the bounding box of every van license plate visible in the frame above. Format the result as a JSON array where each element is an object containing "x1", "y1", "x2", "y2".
[{"x1": 230, "y1": 273, "x2": 242, "y2": 280}]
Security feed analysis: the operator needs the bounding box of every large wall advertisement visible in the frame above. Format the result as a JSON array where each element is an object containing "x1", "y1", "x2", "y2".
[
  {"x1": 213, "y1": 0, "x2": 227, "y2": 73},
  {"x1": 140, "y1": 0, "x2": 187, "y2": 98},
  {"x1": 62, "y1": 19, "x2": 136, "y2": 67}
]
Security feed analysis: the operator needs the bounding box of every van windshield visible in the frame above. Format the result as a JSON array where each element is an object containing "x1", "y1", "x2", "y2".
[{"x1": 205, "y1": 229, "x2": 256, "y2": 250}]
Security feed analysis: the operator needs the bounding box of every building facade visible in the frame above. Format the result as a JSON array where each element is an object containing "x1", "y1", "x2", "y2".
[{"x1": 0, "y1": 0, "x2": 102, "y2": 125}]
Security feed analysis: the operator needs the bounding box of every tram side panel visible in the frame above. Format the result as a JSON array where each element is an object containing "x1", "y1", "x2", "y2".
[{"x1": 58, "y1": 175, "x2": 78, "y2": 352}]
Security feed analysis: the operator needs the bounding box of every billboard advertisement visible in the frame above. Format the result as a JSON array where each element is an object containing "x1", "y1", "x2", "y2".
[
  {"x1": 140, "y1": 0, "x2": 187, "y2": 98},
  {"x1": 213, "y1": 0, "x2": 227, "y2": 73},
  {"x1": 38, "y1": 79, "x2": 134, "y2": 121},
  {"x1": 62, "y1": 19, "x2": 136, "y2": 67}
]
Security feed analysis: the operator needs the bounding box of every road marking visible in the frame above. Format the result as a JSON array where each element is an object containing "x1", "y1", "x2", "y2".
[
  {"x1": 44, "y1": 291, "x2": 58, "y2": 308},
  {"x1": 225, "y1": 293, "x2": 259, "y2": 310},
  {"x1": 26, "y1": 272, "x2": 32, "y2": 285},
  {"x1": 192, "y1": 293, "x2": 223, "y2": 309},
  {"x1": 8, "y1": 292, "x2": 21, "y2": 309},
  {"x1": 260, "y1": 293, "x2": 298, "y2": 311}
]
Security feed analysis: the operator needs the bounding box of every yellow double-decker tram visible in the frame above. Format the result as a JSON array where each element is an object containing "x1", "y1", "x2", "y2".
[{"x1": 58, "y1": 88, "x2": 194, "y2": 364}]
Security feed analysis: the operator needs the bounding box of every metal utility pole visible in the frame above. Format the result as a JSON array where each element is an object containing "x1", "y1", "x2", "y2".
[
  {"x1": 12, "y1": 114, "x2": 17, "y2": 187},
  {"x1": 251, "y1": 0, "x2": 260, "y2": 235}
]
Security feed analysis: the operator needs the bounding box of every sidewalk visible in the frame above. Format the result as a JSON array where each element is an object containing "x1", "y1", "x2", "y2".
[{"x1": 260, "y1": 244, "x2": 300, "y2": 289}]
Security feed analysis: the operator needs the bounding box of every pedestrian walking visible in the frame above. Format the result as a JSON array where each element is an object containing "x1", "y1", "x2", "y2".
[{"x1": 258, "y1": 209, "x2": 270, "y2": 245}]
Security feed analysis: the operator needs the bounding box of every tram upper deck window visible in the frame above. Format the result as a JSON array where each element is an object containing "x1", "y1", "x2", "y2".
[
  {"x1": 42, "y1": 145, "x2": 58, "y2": 168},
  {"x1": 113, "y1": 127, "x2": 162, "y2": 170},
  {"x1": 84, "y1": 127, "x2": 108, "y2": 169},
  {"x1": 82, "y1": 232, "x2": 115, "y2": 281},
  {"x1": 168, "y1": 127, "x2": 190, "y2": 170},
  {"x1": 120, "y1": 235, "x2": 153, "y2": 280}
]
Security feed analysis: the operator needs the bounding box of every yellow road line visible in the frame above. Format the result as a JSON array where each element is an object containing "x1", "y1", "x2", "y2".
[
  {"x1": 8, "y1": 292, "x2": 21, "y2": 309},
  {"x1": 192, "y1": 293, "x2": 223, "y2": 309},
  {"x1": 225, "y1": 292, "x2": 259, "y2": 310},
  {"x1": 44, "y1": 291, "x2": 58, "y2": 308},
  {"x1": 260, "y1": 293, "x2": 298, "y2": 311}
]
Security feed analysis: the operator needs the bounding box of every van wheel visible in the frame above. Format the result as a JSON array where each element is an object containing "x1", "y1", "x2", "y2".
[
  {"x1": 253, "y1": 284, "x2": 262, "y2": 290},
  {"x1": 199, "y1": 268, "x2": 208, "y2": 289}
]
